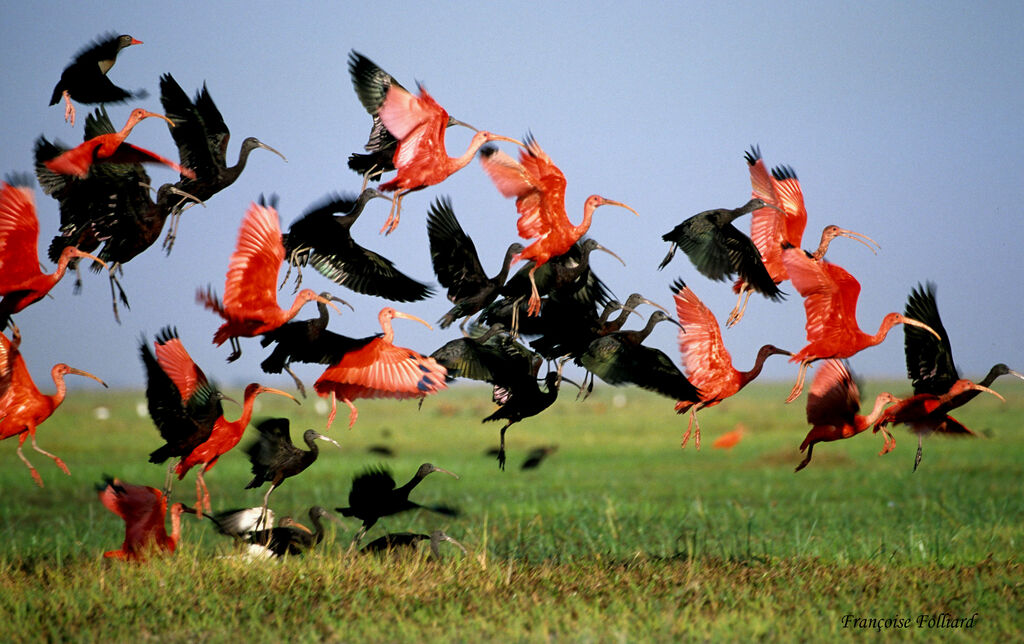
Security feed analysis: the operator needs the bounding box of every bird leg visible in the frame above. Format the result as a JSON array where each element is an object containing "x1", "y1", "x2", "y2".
[
  {"x1": 497, "y1": 423, "x2": 511, "y2": 471},
  {"x1": 913, "y1": 435, "x2": 924, "y2": 472},
  {"x1": 194, "y1": 470, "x2": 212, "y2": 519},
  {"x1": 345, "y1": 398, "x2": 359, "y2": 430},
  {"x1": 527, "y1": 267, "x2": 542, "y2": 317},
  {"x1": 62, "y1": 90, "x2": 76, "y2": 126},
  {"x1": 106, "y1": 264, "x2": 130, "y2": 325},
  {"x1": 31, "y1": 434, "x2": 69, "y2": 476},
  {"x1": 680, "y1": 407, "x2": 702, "y2": 450},
  {"x1": 380, "y1": 191, "x2": 403, "y2": 235},
  {"x1": 726, "y1": 285, "x2": 753, "y2": 328},
  {"x1": 786, "y1": 360, "x2": 812, "y2": 404},
  {"x1": 350, "y1": 524, "x2": 368, "y2": 547},
  {"x1": 162, "y1": 462, "x2": 176, "y2": 498},
  {"x1": 284, "y1": 365, "x2": 308, "y2": 398},
  {"x1": 510, "y1": 296, "x2": 526, "y2": 339},
  {"x1": 259, "y1": 485, "x2": 276, "y2": 531},
  {"x1": 227, "y1": 337, "x2": 242, "y2": 363},
  {"x1": 794, "y1": 444, "x2": 814, "y2": 473},
  {"x1": 16, "y1": 439, "x2": 43, "y2": 487},
  {"x1": 876, "y1": 425, "x2": 896, "y2": 456}
]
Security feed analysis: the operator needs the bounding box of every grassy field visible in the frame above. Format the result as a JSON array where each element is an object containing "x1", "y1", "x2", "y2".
[{"x1": 1, "y1": 382, "x2": 1021, "y2": 641}]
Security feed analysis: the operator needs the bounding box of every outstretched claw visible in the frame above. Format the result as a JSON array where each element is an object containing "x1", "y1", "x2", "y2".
[
  {"x1": 226, "y1": 337, "x2": 242, "y2": 363},
  {"x1": 680, "y1": 408, "x2": 702, "y2": 449},
  {"x1": 785, "y1": 360, "x2": 811, "y2": 404},
  {"x1": 380, "y1": 192, "x2": 402, "y2": 235},
  {"x1": 726, "y1": 287, "x2": 752, "y2": 328}
]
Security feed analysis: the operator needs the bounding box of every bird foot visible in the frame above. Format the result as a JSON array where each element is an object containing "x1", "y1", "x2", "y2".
[
  {"x1": 63, "y1": 91, "x2": 75, "y2": 126},
  {"x1": 725, "y1": 306, "x2": 742, "y2": 328},
  {"x1": 29, "y1": 468, "x2": 44, "y2": 488},
  {"x1": 784, "y1": 381, "x2": 803, "y2": 404},
  {"x1": 54, "y1": 457, "x2": 70, "y2": 476},
  {"x1": 527, "y1": 294, "x2": 542, "y2": 317}
]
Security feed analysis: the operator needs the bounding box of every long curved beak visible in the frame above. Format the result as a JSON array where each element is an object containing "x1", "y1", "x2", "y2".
[
  {"x1": 833, "y1": 226, "x2": 880, "y2": 254},
  {"x1": 263, "y1": 386, "x2": 301, "y2": 405},
  {"x1": 968, "y1": 383, "x2": 1006, "y2": 402},
  {"x1": 67, "y1": 367, "x2": 108, "y2": 388},
  {"x1": 165, "y1": 184, "x2": 207, "y2": 208},
  {"x1": 903, "y1": 317, "x2": 942, "y2": 341},
  {"x1": 143, "y1": 111, "x2": 176, "y2": 128},
  {"x1": 432, "y1": 465, "x2": 459, "y2": 480},
  {"x1": 484, "y1": 133, "x2": 527, "y2": 148},
  {"x1": 599, "y1": 197, "x2": 639, "y2": 217},
  {"x1": 315, "y1": 432, "x2": 342, "y2": 449},
  {"x1": 74, "y1": 249, "x2": 110, "y2": 272},
  {"x1": 637, "y1": 297, "x2": 671, "y2": 315},
  {"x1": 438, "y1": 532, "x2": 468, "y2": 554},
  {"x1": 394, "y1": 311, "x2": 433, "y2": 330},
  {"x1": 1007, "y1": 369, "x2": 1024, "y2": 381},
  {"x1": 448, "y1": 117, "x2": 478, "y2": 132},
  {"x1": 591, "y1": 242, "x2": 626, "y2": 266},
  {"x1": 219, "y1": 392, "x2": 240, "y2": 408},
  {"x1": 256, "y1": 141, "x2": 288, "y2": 163},
  {"x1": 315, "y1": 294, "x2": 351, "y2": 315}
]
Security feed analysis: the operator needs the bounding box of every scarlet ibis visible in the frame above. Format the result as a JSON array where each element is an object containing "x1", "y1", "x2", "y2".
[
  {"x1": 1, "y1": 330, "x2": 106, "y2": 486},
  {"x1": 658, "y1": 198, "x2": 785, "y2": 326},
  {"x1": 158, "y1": 73, "x2": 287, "y2": 250},
  {"x1": 347, "y1": 51, "x2": 462, "y2": 189},
  {"x1": 43, "y1": 108, "x2": 194, "y2": 179},
  {"x1": 242, "y1": 506, "x2": 340, "y2": 558},
  {"x1": 730, "y1": 147, "x2": 807, "y2": 325},
  {"x1": 781, "y1": 244, "x2": 940, "y2": 403},
  {"x1": 0, "y1": 179, "x2": 111, "y2": 332},
  {"x1": 372, "y1": 66, "x2": 522, "y2": 234},
  {"x1": 712, "y1": 424, "x2": 746, "y2": 450},
  {"x1": 361, "y1": 530, "x2": 467, "y2": 558},
  {"x1": 480, "y1": 135, "x2": 637, "y2": 316},
  {"x1": 580, "y1": 310, "x2": 699, "y2": 403},
  {"x1": 871, "y1": 283, "x2": 1014, "y2": 471},
  {"x1": 197, "y1": 198, "x2": 342, "y2": 362},
  {"x1": 244, "y1": 417, "x2": 341, "y2": 525},
  {"x1": 672, "y1": 279, "x2": 791, "y2": 449},
  {"x1": 140, "y1": 326, "x2": 297, "y2": 515},
  {"x1": 280, "y1": 190, "x2": 432, "y2": 301},
  {"x1": 98, "y1": 476, "x2": 186, "y2": 562},
  {"x1": 425, "y1": 196, "x2": 524, "y2": 330},
  {"x1": 521, "y1": 445, "x2": 559, "y2": 470},
  {"x1": 337, "y1": 463, "x2": 460, "y2": 544},
  {"x1": 49, "y1": 33, "x2": 143, "y2": 125},
  {"x1": 795, "y1": 359, "x2": 899, "y2": 472},
  {"x1": 312, "y1": 307, "x2": 448, "y2": 430}
]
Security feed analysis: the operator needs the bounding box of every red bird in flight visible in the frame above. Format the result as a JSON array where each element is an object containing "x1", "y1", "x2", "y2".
[
  {"x1": 374, "y1": 76, "x2": 522, "y2": 234},
  {"x1": 480, "y1": 135, "x2": 638, "y2": 317},
  {"x1": 43, "y1": 108, "x2": 194, "y2": 179},
  {"x1": 198, "y1": 199, "x2": 343, "y2": 361}
]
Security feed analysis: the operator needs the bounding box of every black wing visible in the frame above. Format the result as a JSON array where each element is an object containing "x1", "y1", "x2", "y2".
[
  {"x1": 425, "y1": 197, "x2": 488, "y2": 300},
  {"x1": 244, "y1": 417, "x2": 296, "y2": 488},
  {"x1": 904, "y1": 282, "x2": 957, "y2": 395}
]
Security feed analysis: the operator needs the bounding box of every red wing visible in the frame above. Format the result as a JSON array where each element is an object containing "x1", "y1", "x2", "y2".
[
  {"x1": 480, "y1": 139, "x2": 568, "y2": 240},
  {"x1": 747, "y1": 157, "x2": 787, "y2": 280},
  {"x1": 378, "y1": 83, "x2": 443, "y2": 141},
  {"x1": 806, "y1": 359, "x2": 860, "y2": 425},
  {"x1": 931, "y1": 415, "x2": 977, "y2": 436},
  {"x1": 391, "y1": 119, "x2": 445, "y2": 173},
  {"x1": 99, "y1": 479, "x2": 165, "y2": 527},
  {"x1": 0, "y1": 333, "x2": 14, "y2": 397},
  {"x1": 823, "y1": 262, "x2": 862, "y2": 325},
  {"x1": 782, "y1": 248, "x2": 841, "y2": 342},
  {"x1": 315, "y1": 339, "x2": 448, "y2": 399},
  {"x1": 747, "y1": 155, "x2": 781, "y2": 207},
  {"x1": 773, "y1": 173, "x2": 807, "y2": 246},
  {"x1": 153, "y1": 335, "x2": 207, "y2": 401},
  {"x1": 101, "y1": 143, "x2": 197, "y2": 179},
  {"x1": 673, "y1": 283, "x2": 733, "y2": 400},
  {"x1": 0, "y1": 183, "x2": 42, "y2": 290},
  {"x1": 222, "y1": 202, "x2": 285, "y2": 316}
]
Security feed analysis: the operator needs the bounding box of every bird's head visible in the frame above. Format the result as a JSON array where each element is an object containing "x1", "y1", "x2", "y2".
[
  {"x1": 819, "y1": 225, "x2": 879, "y2": 255},
  {"x1": 419, "y1": 463, "x2": 459, "y2": 480},
  {"x1": 586, "y1": 195, "x2": 639, "y2": 217},
  {"x1": 893, "y1": 314, "x2": 941, "y2": 340},
  {"x1": 580, "y1": 239, "x2": 626, "y2": 266},
  {"x1": 240, "y1": 137, "x2": 288, "y2": 163},
  {"x1": 991, "y1": 364, "x2": 1024, "y2": 381},
  {"x1": 381, "y1": 308, "x2": 433, "y2": 330},
  {"x1": 297, "y1": 290, "x2": 348, "y2": 316},
  {"x1": 952, "y1": 380, "x2": 1005, "y2": 402},
  {"x1": 304, "y1": 429, "x2": 342, "y2": 450},
  {"x1": 54, "y1": 365, "x2": 108, "y2": 388},
  {"x1": 648, "y1": 309, "x2": 683, "y2": 330},
  {"x1": 117, "y1": 35, "x2": 143, "y2": 49},
  {"x1": 127, "y1": 108, "x2": 175, "y2": 129},
  {"x1": 757, "y1": 344, "x2": 794, "y2": 360},
  {"x1": 62, "y1": 247, "x2": 109, "y2": 272}
]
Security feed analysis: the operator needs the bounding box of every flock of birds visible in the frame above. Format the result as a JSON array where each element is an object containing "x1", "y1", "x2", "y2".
[{"x1": 0, "y1": 34, "x2": 1020, "y2": 562}]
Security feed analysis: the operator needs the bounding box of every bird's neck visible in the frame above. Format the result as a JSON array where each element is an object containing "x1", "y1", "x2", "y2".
[
  {"x1": 168, "y1": 506, "x2": 183, "y2": 548},
  {"x1": 858, "y1": 393, "x2": 894, "y2": 430},
  {"x1": 738, "y1": 347, "x2": 776, "y2": 389}
]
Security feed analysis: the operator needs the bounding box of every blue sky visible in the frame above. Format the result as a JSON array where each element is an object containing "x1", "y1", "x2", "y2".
[{"x1": 2, "y1": 2, "x2": 1022, "y2": 394}]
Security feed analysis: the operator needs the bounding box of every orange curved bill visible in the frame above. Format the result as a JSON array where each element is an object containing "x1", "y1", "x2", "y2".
[
  {"x1": 262, "y1": 386, "x2": 301, "y2": 405},
  {"x1": 140, "y1": 110, "x2": 176, "y2": 128},
  {"x1": 903, "y1": 317, "x2": 942, "y2": 341},
  {"x1": 835, "y1": 227, "x2": 880, "y2": 254},
  {"x1": 74, "y1": 249, "x2": 110, "y2": 272},
  {"x1": 968, "y1": 383, "x2": 1006, "y2": 402},
  {"x1": 600, "y1": 198, "x2": 639, "y2": 217},
  {"x1": 393, "y1": 311, "x2": 433, "y2": 330},
  {"x1": 67, "y1": 367, "x2": 108, "y2": 388}
]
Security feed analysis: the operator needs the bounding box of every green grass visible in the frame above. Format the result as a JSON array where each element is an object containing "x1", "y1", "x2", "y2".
[{"x1": 1, "y1": 382, "x2": 1022, "y2": 641}]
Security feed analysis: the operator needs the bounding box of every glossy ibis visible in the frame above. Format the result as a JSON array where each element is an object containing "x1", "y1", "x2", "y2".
[
  {"x1": 361, "y1": 530, "x2": 467, "y2": 558},
  {"x1": 338, "y1": 463, "x2": 460, "y2": 544},
  {"x1": 280, "y1": 190, "x2": 432, "y2": 301},
  {"x1": 243, "y1": 506, "x2": 340, "y2": 557},
  {"x1": 49, "y1": 33, "x2": 143, "y2": 125}
]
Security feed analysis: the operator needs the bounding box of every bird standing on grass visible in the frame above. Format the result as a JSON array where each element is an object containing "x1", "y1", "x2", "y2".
[{"x1": 98, "y1": 476, "x2": 185, "y2": 562}]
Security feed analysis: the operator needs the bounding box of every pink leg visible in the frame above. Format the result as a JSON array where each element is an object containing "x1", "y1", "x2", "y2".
[
  {"x1": 680, "y1": 408, "x2": 702, "y2": 449},
  {"x1": 345, "y1": 398, "x2": 359, "y2": 429},
  {"x1": 16, "y1": 441, "x2": 43, "y2": 487},
  {"x1": 786, "y1": 361, "x2": 811, "y2": 403},
  {"x1": 726, "y1": 287, "x2": 752, "y2": 327},
  {"x1": 380, "y1": 191, "x2": 403, "y2": 235},
  {"x1": 62, "y1": 91, "x2": 76, "y2": 125},
  {"x1": 326, "y1": 392, "x2": 338, "y2": 430},
  {"x1": 31, "y1": 434, "x2": 69, "y2": 476},
  {"x1": 527, "y1": 268, "x2": 542, "y2": 317}
]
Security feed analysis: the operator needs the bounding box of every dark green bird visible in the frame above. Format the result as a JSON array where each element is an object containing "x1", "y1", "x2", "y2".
[{"x1": 658, "y1": 198, "x2": 784, "y2": 307}]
